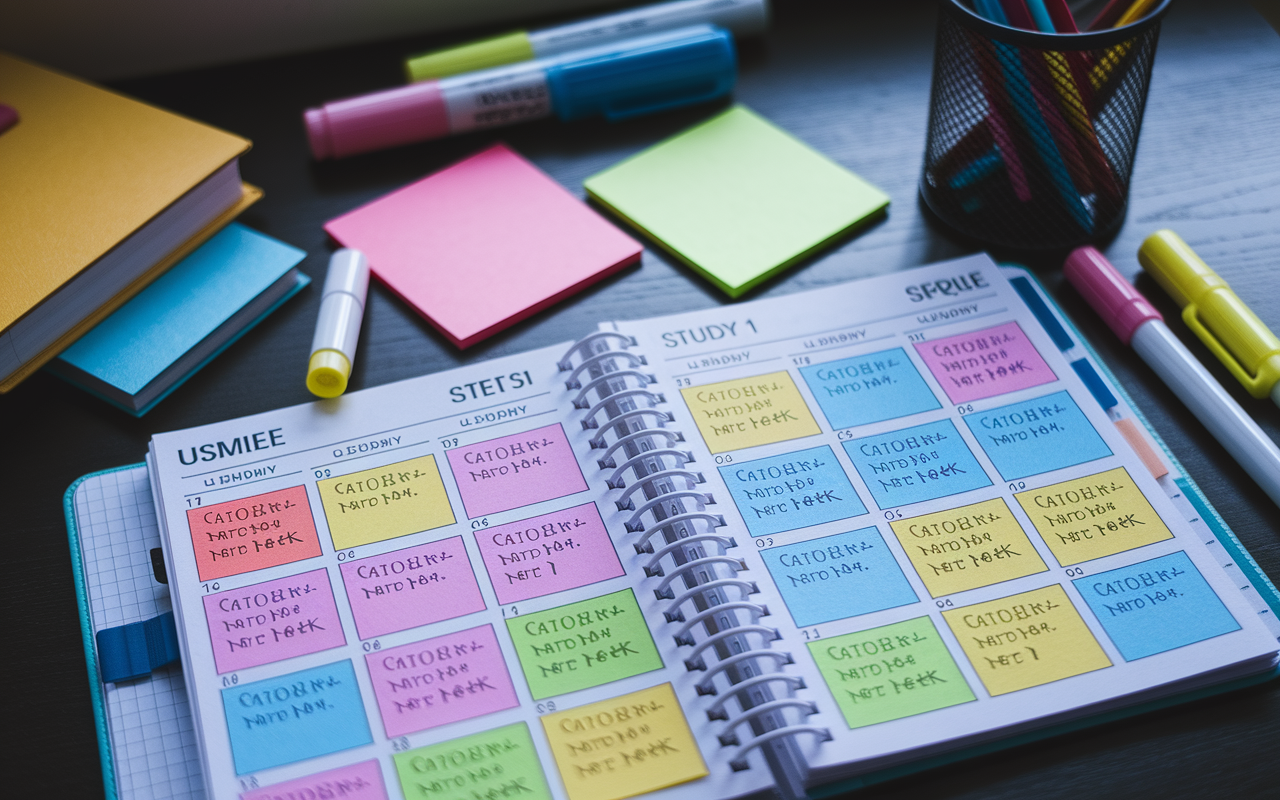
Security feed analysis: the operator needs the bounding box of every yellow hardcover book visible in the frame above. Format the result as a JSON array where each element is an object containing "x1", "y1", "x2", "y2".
[{"x1": 0, "y1": 52, "x2": 257, "y2": 392}]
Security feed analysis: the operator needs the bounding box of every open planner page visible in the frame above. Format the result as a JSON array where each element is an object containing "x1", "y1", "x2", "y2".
[
  {"x1": 147, "y1": 342, "x2": 777, "y2": 800},
  {"x1": 603, "y1": 254, "x2": 1279, "y2": 780}
]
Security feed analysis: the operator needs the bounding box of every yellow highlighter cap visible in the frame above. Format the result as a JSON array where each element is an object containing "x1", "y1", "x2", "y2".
[
  {"x1": 307, "y1": 349, "x2": 351, "y2": 398},
  {"x1": 405, "y1": 31, "x2": 536, "y2": 82},
  {"x1": 1140, "y1": 229, "x2": 1280, "y2": 398}
]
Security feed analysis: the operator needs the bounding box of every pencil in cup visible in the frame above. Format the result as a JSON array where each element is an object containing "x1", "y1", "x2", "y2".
[{"x1": 919, "y1": 0, "x2": 1169, "y2": 250}]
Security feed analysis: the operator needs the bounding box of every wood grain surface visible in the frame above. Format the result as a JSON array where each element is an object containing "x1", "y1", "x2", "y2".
[{"x1": 4, "y1": 0, "x2": 1278, "y2": 796}]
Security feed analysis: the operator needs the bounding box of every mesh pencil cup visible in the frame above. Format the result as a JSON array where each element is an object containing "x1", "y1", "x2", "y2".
[{"x1": 920, "y1": 0, "x2": 1171, "y2": 251}]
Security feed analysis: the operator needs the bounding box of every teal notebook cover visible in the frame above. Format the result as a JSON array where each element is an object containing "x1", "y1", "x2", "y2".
[{"x1": 51, "y1": 223, "x2": 308, "y2": 415}]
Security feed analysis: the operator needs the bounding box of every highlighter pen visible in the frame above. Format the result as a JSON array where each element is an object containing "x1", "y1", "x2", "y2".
[
  {"x1": 1064, "y1": 246, "x2": 1280, "y2": 509},
  {"x1": 306, "y1": 25, "x2": 736, "y2": 160},
  {"x1": 308, "y1": 249, "x2": 369, "y2": 398},
  {"x1": 1139, "y1": 229, "x2": 1280, "y2": 406},
  {"x1": 405, "y1": 0, "x2": 767, "y2": 82}
]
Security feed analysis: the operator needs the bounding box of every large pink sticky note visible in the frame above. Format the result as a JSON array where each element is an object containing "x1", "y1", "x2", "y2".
[
  {"x1": 446, "y1": 422, "x2": 588, "y2": 518},
  {"x1": 203, "y1": 568, "x2": 346, "y2": 674},
  {"x1": 476, "y1": 502, "x2": 624, "y2": 605},
  {"x1": 914, "y1": 321, "x2": 1056, "y2": 404},
  {"x1": 340, "y1": 536, "x2": 486, "y2": 639},
  {"x1": 367, "y1": 624, "x2": 518, "y2": 737},
  {"x1": 324, "y1": 143, "x2": 641, "y2": 348},
  {"x1": 241, "y1": 759, "x2": 387, "y2": 800}
]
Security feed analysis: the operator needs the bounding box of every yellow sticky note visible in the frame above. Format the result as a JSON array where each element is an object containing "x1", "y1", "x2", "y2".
[
  {"x1": 541, "y1": 683, "x2": 708, "y2": 800},
  {"x1": 1015, "y1": 467, "x2": 1173, "y2": 566},
  {"x1": 318, "y1": 454, "x2": 455, "y2": 549},
  {"x1": 890, "y1": 498, "x2": 1047, "y2": 597},
  {"x1": 943, "y1": 585, "x2": 1111, "y2": 696},
  {"x1": 681, "y1": 371, "x2": 821, "y2": 454}
]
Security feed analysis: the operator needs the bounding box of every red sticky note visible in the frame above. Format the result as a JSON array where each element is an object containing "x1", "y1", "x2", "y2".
[{"x1": 324, "y1": 143, "x2": 641, "y2": 348}]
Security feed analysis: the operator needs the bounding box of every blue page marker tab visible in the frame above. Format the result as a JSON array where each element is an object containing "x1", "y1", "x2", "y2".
[
  {"x1": 1010, "y1": 275, "x2": 1073, "y2": 351},
  {"x1": 1071, "y1": 358, "x2": 1119, "y2": 410},
  {"x1": 96, "y1": 611, "x2": 180, "y2": 683}
]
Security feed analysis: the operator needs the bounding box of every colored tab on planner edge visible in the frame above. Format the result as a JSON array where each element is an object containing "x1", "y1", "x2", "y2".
[
  {"x1": 808, "y1": 616, "x2": 975, "y2": 728},
  {"x1": 395, "y1": 723, "x2": 552, "y2": 800},
  {"x1": 541, "y1": 683, "x2": 708, "y2": 800},
  {"x1": 681, "y1": 370, "x2": 821, "y2": 454},
  {"x1": 914, "y1": 321, "x2": 1056, "y2": 404},
  {"x1": 317, "y1": 454, "x2": 455, "y2": 549},
  {"x1": 507, "y1": 588, "x2": 663, "y2": 699},
  {"x1": 719, "y1": 445, "x2": 866, "y2": 537},
  {"x1": 187, "y1": 485, "x2": 321, "y2": 581}
]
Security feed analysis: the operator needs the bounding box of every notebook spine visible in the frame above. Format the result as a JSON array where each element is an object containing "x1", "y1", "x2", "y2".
[{"x1": 559, "y1": 332, "x2": 830, "y2": 796}]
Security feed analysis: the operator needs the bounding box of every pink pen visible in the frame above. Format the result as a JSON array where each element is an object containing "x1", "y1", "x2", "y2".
[{"x1": 1064, "y1": 246, "x2": 1280, "y2": 508}]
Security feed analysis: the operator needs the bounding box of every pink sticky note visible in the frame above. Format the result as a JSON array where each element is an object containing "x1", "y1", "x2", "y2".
[
  {"x1": 340, "y1": 536, "x2": 486, "y2": 639},
  {"x1": 914, "y1": 321, "x2": 1056, "y2": 404},
  {"x1": 203, "y1": 568, "x2": 346, "y2": 674},
  {"x1": 476, "y1": 502, "x2": 624, "y2": 605},
  {"x1": 446, "y1": 423, "x2": 588, "y2": 518},
  {"x1": 241, "y1": 759, "x2": 387, "y2": 800},
  {"x1": 324, "y1": 143, "x2": 641, "y2": 348},
  {"x1": 367, "y1": 624, "x2": 519, "y2": 737}
]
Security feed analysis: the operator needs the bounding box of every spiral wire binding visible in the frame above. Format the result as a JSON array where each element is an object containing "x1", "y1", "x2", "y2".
[{"x1": 559, "y1": 332, "x2": 831, "y2": 800}]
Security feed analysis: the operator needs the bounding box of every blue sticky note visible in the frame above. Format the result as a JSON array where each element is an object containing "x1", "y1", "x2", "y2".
[
  {"x1": 799, "y1": 347, "x2": 941, "y2": 430},
  {"x1": 842, "y1": 419, "x2": 991, "y2": 509},
  {"x1": 720, "y1": 445, "x2": 867, "y2": 537},
  {"x1": 222, "y1": 660, "x2": 372, "y2": 775},
  {"x1": 761, "y1": 526, "x2": 918, "y2": 626},
  {"x1": 963, "y1": 390, "x2": 1112, "y2": 481},
  {"x1": 1073, "y1": 551, "x2": 1241, "y2": 661}
]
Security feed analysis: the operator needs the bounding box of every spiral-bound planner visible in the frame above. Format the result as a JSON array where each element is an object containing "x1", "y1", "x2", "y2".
[{"x1": 130, "y1": 254, "x2": 1278, "y2": 800}]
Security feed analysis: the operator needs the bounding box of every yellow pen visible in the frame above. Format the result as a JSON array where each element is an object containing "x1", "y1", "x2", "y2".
[{"x1": 1138, "y1": 229, "x2": 1280, "y2": 405}]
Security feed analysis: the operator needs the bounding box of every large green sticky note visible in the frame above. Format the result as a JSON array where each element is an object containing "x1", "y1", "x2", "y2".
[
  {"x1": 809, "y1": 616, "x2": 975, "y2": 728},
  {"x1": 584, "y1": 105, "x2": 890, "y2": 297},
  {"x1": 506, "y1": 588, "x2": 663, "y2": 699},
  {"x1": 394, "y1": 722, "x2": 553, "y2": 800}
]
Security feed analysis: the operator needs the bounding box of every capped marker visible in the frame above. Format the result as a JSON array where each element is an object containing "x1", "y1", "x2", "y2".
[
  {"x1": 1139, "y1": 229, "x2": 1280, "y2": 406},
  {"x1": 308, "y1": 249, "x2": 369, "y2": 398}
]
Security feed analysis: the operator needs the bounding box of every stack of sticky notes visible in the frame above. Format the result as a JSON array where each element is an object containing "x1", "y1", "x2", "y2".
[
  {"x1": 585, "y1": 105, "x2": 891, "y2": 297},
  {"x1": 325, "y1": 143, "x2": 641, "y2": 349},
  {"x1": 47, "y1": 224, "x2": 308, "y2": 415}
]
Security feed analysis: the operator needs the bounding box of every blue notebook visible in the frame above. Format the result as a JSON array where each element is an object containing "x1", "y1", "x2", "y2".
[{"x1": 48, "y1": 223, "x2": 308, "y2": 415}]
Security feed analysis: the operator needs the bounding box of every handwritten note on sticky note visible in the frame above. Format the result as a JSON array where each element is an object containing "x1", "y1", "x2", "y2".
[
  {"x1": 243, "y1": 759, "x2": 387, "y2": 800},
  {"x1": 681, "y1": 371, "x2": 821, "y2": 454},
  {"x1": 542, "y1": 683, "x2": 708, "y2": 800},
  {"x1": 507, "y1": 589, "x2": 662, "y2": 700},
  {"x1": 762, "y1": 527, "x2": 918, "y2": 626},
  {"x1": 943, "y1": 585, "x2": 1111, "y2": 696},
  {"x1": 964, "y1": 391, "x2": 1111, "y2": 481},
  {"x1": 476, "y1": 503, "x2": 624, "y2": 605},
  {"x1": 915, "y1": 322, "x2": 1056, "y2": 404},
  {"x1": 446, "y1": 423, "x2": 587, "y2": 518},
  {"x1": 188, "y1": 485, "x2": 321, "y2": 581},
  {"x1": 318, "y1": 455, "x2": 454, "y2": 549},
  {"x1": 808, "y1": 616, "x2": 974, "y2": 728},
  {"x1": 1073, "y1": 551, "x2": 1240, "y2": 661},
  {"x1": 1015, "y1": 467, "x2": 1174, "y2": 566},
  {"x1": 890, "y1": 498, "x2": 1047, "y2": 598},
  {"x1": 340, "y1": 536, "x2": 485, "y2": 639},
  {"x1": 720, "y1": 445, "x2": 866, "y2": 537},
  {"x1": 394, "y1": 722, "x2": 552, "y2": 800},
  {"x1": 367, "y1": 624, "x2": 518, "y2": 737},
  {"x1": 223, "y1": 659, "x2": 371, "y2": 775},
  {"x1": 842, "y1": 419, "x2": 991, "y2": 509},
  {"x1": 203, "y1": 568, "x2": 345, "y2": 673},
  {"x1": 799, "y1": 348, "x2": 941, "y2": 430}
]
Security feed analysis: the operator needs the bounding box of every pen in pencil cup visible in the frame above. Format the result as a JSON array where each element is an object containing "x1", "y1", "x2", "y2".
[{"x1": 1064, "y1": 245, "x2": 1280, "y2": 510}]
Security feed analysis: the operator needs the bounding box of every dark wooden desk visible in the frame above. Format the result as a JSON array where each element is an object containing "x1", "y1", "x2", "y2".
[{"x1": 6, "y1": 0, "x2": 1279, "y2": 796}]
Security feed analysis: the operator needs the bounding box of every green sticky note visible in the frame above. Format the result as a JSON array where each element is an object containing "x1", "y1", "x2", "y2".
[
  {"x1": 809, "y1": 616, "x2": 975, "y2": 728},
  {"x1": 584, "y1": 105, "x2": 890, "y2": 297},
  {"x1": 394, "y1": 722, "x2": 552, "y2": 800},
  {"x1": 506, "y1": 588, "x2": 663, "y2": 699}
]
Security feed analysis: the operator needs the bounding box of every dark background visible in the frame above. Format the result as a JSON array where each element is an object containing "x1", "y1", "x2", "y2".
[{"x1": 4, "y1": 0, "x2": 1280, "y2": 796}]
